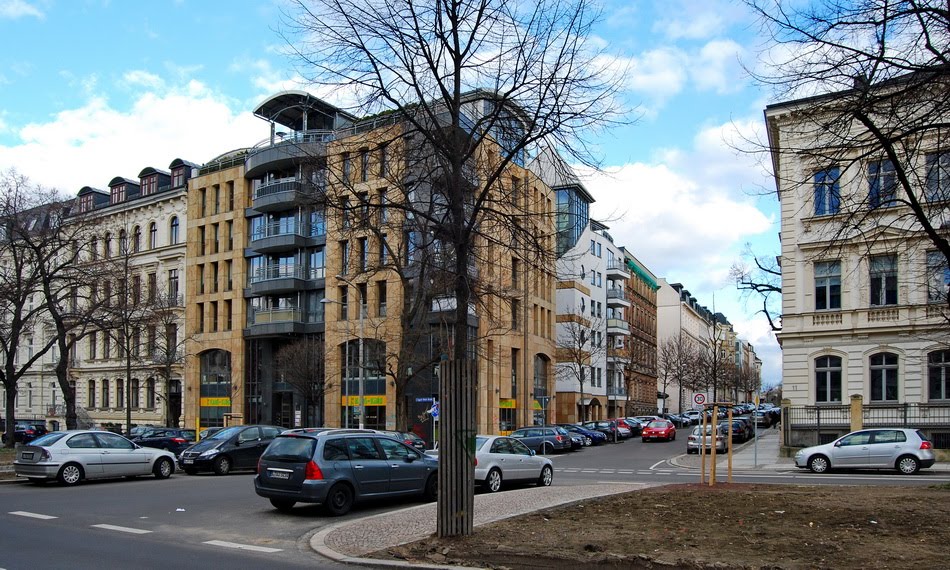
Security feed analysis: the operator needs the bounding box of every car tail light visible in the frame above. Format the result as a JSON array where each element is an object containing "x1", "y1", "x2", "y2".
[
  {"x1": 305, "y1": 460, "x2": 324, "y2": 480},
  {"x1": 920, "y1": 441, "x2": 933, "y2": 450},
  {"x1": 555, "y1": 435, "x2": 564, "y2": 442},
  {"x1": 474, "y1": 457, "x2": 478, "y2": 467},
  {"x1": 256, "y1": 458, "x2": 261, "y2": 474},
  {"x1": 171, "y1": 437, "x2": 186, "y2": 444},
  {"x1": 25, "y1": 429, "x2": 34, "y2": 435}
]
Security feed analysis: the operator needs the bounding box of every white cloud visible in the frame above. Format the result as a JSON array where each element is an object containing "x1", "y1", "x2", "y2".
[
  {"x1": 620, "y1": 47, "x2": 688, "y2": 113},
  {"x1": 0, "y1": 77, "x2": 265, "y2": 192},
  {"x1": 122, "y1": 70, "x2": 165, "y2": 90},
  {"x1": 0, "y1": 0, "x2": 43, "y2": 19},
  {"x1": 652, "y1": 0, "x2": 748, "y2": 41},
  {"x1": 690, "y1": 39, "x2": 747, "y2": 94}
]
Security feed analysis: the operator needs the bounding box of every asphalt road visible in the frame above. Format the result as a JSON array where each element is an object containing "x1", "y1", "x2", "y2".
[{"x1": 2, "y1": 438, "x2": 947, "y2": 569}]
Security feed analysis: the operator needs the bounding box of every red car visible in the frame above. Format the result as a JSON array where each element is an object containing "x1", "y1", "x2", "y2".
[{"x1": 641, "y1": 420, "x2": 676, "y2": 442}]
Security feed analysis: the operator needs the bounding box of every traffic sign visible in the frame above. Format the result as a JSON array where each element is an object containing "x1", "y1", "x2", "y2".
[
  {"x1": 693, "y1": 393, "x2": 706, "y2": 405},
  {"x1": 430, "y1": 402, "x2": 440, "y2": 419}
]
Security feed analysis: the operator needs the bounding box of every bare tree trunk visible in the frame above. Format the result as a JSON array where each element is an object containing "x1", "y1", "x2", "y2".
[{"x1": 437, "y1": 359, "x2": 476, "y2": 537}]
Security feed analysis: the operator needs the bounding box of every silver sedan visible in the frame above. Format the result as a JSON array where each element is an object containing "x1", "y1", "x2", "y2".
[
  {"x1": 474, "y1": 435, "x2": 553, "y2": 493},
  {"x1": 14, "y1": 430, "x2": 177, "y2": 486}
]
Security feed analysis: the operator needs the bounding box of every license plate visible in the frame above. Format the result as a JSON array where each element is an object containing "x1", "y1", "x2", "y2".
[
  {"x1": 269, "y1": 470, "x2": 290, "y2": 480},
  {"x1": 183, "y1": 459, "x2": 194, "y2": 464},
  {"x1": 22, "y1": 452, "x2": 33, "y2": 460}
]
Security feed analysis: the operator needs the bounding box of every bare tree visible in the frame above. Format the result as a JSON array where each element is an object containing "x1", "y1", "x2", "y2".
[
  {"x1": 730, "y1": 243, "x2": 782, "y2": 332},
  {"x1": 140, "y1": 292, "x2": 188, "y2": 428},
  {"x1": 0, "y1": 170, "x2": 62, "y2": 446},
  {"x1": 275, "y1": 336, "x2": 329, "y2": 427},
  {"x1": 555, "y1": 304, "x2": 605, "y2": 422},
  {"x1": 282, "y1": 0, "x2": 624, "y2": 536},
  {"x1": 749, "y1": 0, "x2": 950, "y2": 313},
  {"x1": 657, "y1": 337, "x2": 700, "y2": 414}
]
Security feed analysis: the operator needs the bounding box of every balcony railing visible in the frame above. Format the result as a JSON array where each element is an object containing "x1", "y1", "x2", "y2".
[
  {"x1": 606, "y1": 318, "x2": 629, "y2": 331},
  {"x1": 248, "y1": 264, "x2": 307, "y2": 284},
  {"x1": 607, "y1": 386, "x2": 627, "y2": 397},
  {"x1": 606, "y1": 260, "x2": 630, "y2": 276},
  {"x1": 253, "y1": 177, "x2": 301, "y2": 200},
  {"x1": 606, "y1": 288, "x2": 627, "y2": 301},
  {"x1": 248, "y1": 307, "x2": 304, "y2": 325},
  {"x1": 249, "y1": 221, "x2": 307, "y2": 241}
]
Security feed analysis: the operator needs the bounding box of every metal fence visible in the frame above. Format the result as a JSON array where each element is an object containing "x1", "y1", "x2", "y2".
[{"x1": 786, "y1": 402, "x2": 950, "y2": 448}]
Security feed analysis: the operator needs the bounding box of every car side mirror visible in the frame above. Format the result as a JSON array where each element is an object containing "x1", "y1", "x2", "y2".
[
  {"x1": 529, "y1": 450, "x2": 536, "y2": 456},
  {"x1": 834, "y1": 441, "x2": 841, "y2": 447},
  {"x1": 404, "y1": 454, "x2": 417, "y2": 463}
]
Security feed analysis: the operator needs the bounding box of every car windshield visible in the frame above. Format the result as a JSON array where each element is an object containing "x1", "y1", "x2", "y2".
[
  {"x1": 207, "y1": 426, "x2": 242, "y2": 441},
  {"x1": 647, "y1": 421, "x2": 666, "y2": 428},
  {"x1": 263, "y1": 436, "x2": 316, "y2": 461},
  {"x1": 475, "y1": 436, "x2": 490, "y2": 450},
  {"x1": 29, "y1": 432, "x2": 68, "y2": 446}
]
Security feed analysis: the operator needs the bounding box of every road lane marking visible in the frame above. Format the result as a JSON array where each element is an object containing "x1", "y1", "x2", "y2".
[
  {"x1": 203, "y1": 540, "x2": 282, "y2": 553},
  {"x1": 649, "y1": 460, "x2": 667, "y2": 470},
  {"x1": 92, "y1": 524, "x2": 152, "y2": 534},
  {"x1": 9, "y1": 511, "x2": 57, "y2": 520}
]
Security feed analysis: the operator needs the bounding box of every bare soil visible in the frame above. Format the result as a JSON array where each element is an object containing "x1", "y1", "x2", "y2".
[{"x1": 376, "y1": 483, "x2": 950, "y2": 569}]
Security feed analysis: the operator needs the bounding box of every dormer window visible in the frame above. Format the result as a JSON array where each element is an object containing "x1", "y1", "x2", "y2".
[
  {"x1": 111, "y1": 185, "x2": 126, "y2": 204},
  {"x1": 141, "y1": 176, "x2": 157, "y2": 196},
  {"x1": 79, "y1": 194, "x2": 93, "y2": 213},
  {"x1": 172, "y1": 168, "x2": 185, "y2": 188}
]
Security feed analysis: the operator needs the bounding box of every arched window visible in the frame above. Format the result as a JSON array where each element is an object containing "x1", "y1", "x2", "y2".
[
  {"x1": 103, "y1": 233, "x2": 112, "y2": 258},
  {"x1": 115, "y1": 378, "x2": 123, "y2": 409},
  {"x1": 146, "y1": 378, "x2": 156, "y2": 408},
  {"x1": 102, "y1": 379, "x2": 110, "y2": 408},
  {"x1": 132, "y1": 226, "x2": 141, "y2": 252},
  {"x1": 928, "y1": 350, "x2": 950, "y2": 401},
  {"x1": 119, "y1": 230, "x2": 128, "y2": 254},
  {"x1": 130, "y1": 378, "x2": 140, "y2": 408},
  {"x1": 148, "y1": 222, "x2": 157, "y2": 249},
  {"x1": 87, "y1": 380, "x2": 96, "y2": 408},
  {"x1": 815, "y1": 355, "x2": 842, "y2": 403},
  {"x1": 90, "y1": 236, "x2": 98, "y2": 260},
  {"x1": 870, "y1": 352, "x2": 899, "y2": 401},
  {"x1": 169, "y1": 217, "x2": 179, "y2": 244}
]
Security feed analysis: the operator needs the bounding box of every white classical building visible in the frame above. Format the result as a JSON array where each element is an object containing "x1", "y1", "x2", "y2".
[
  {"x1": 766, "y1": 81, "x2": 950, "y2": 446},
  {"x1": 4, "y1": 160, "x2": 191, "y2": 432},
  {"x1": 656, "y1": 279, "x2": 713, "y2": 413}
]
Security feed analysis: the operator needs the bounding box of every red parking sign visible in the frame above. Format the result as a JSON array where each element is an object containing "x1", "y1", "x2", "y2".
[{"x1": 693, "y1": 393, "x2": 706, "y2": 405}]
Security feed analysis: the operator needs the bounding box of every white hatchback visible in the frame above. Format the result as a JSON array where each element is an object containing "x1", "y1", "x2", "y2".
[{"x1": 794, "y1": 428, "x2": 936, "y2": 474}]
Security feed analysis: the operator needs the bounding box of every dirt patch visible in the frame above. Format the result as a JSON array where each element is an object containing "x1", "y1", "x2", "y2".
[{"x1": 375, "y1": 483, "x2": 950, "y2": 569}]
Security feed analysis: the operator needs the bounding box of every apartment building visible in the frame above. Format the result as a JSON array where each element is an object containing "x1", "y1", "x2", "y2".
[
  {"x1": 183, "y1": 90, "x2": 556, "y2": 437},
  {"x1": 621, "y1": 249, "x2": 659, "y2": 415},
  {"x1": 656, "y1": 279, "x2": 715, "y2": 414},
  {"x1": 539, "y1": 149, "x2": 631, "y2": 422}
]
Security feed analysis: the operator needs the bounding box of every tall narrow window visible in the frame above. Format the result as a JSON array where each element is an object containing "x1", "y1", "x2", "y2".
[
  {"x1": 379, "y1": 235, "x2": 389, "y2": 266},
  {"x1": 815, "y1": 355, "x2": 842, "y2": 403},
  {"x1": 148, "y1": 222, "x2": 157, "y2": 249},
  {"x1": 870, "y1": 352, "x2": 899, "y2": 401},
  {"x1": 360, "y1": 148, "x2": 369, "y2": 182},
  {"x1": 342, "y1": 152, "x2": 351, "y2": 184},
  {"x1": 379, "y1": 144, "x2": 388, "y2": 178},
  {"x1": 130, "y1": 379, "x2": 140, "y2": 409},
  {"x1": 511, "y1": 348, "x2": 519, "y2": 399},
  {"x1": 88, "y1": 380, "x2": 96, "y2": 408},
  {"x1": 358, "y1": 283, "x2": 368, "y2": 318},
  {"x1": 927, "y1": 251, "x2": 949, "y2": 303},
  {"x1": 339, "y1": 286, "x2": 349, "y2": 320},
  {"x1": 102, "y1": 380, "x2": 110, "y2": 408},
  {"x1": 132, "y1": 226, "x2": 141, "y2": 252},
  {"x1": 146, "y1": 379, "x2": 156, "y2": 409},
  {"x1": 926, "y1": 152, "x2": 950, "y2": 202},
  {"x1": 89, "y1": 331, "x2": 97, "y2": 360},
  {"x1": 869, "y1": 159, "x2": 897, "y2": 208},
  {"x1": 511, "y1": 298, "x2": 520, "y2": 331},
  {"x1": 169, "y1": 217, "x2": 179, "y2": 244},
  {"x1": 377, "y1": 280, "x2": 387, "y2": 317},
  {"x1": 815, "y1": 261, "x2": 841, "y2": 310},
  {"x1": 814, "y1": 167, "x2": 841, "y2": 215},
  {"x1": 869, "y1": 254, "x2": 897, "y2": 306},
  {"x1": 116, "y1": 379, "x2": 123, "y2": 409},
  {"x1": 359, "y1": 238, "x2": 368, "y2": 271},
  {"x1": 928, "y1": 350, "x2": 950, "y2": 400},
  {"x1": 340, "y1": 240, "x2": 350, "y2": 274},
  {"x1": 168, "y1": 269, "x2": 179, "y2": 302}
]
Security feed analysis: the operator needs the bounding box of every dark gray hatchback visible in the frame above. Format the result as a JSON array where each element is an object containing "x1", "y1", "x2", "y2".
[{"x1": 254, "y1": 429, "x2": 438, "y2": 515}]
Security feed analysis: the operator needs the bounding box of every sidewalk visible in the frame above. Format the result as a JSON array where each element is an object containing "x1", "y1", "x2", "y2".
[{"x1": 311, "y1": 482, "x2": 664, "y2": 568}]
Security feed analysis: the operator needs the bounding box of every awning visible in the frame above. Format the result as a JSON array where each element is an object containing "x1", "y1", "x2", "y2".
[{"x1": 579, "y1": 398, "x2": 602, "y2": 406}]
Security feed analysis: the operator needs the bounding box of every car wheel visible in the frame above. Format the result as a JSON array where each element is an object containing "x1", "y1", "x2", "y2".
[
  {"x1": 324, "y1": 483, "x2": 354, "y2": 516},
  {"x1": 539, "y1": 442, "x2": 552, "y2": 455},
  {"x1": 642, "y1": 438, "x2": 648, "y2": 443},
  {"x1": 896, "y1": 455, "x2": 920, "y2": 475},
  {"x1": 184, "y1": 468, "x2": 198, "y2": 475},
  {"x1": 671, "y1": 433, "x2": 676, "y2": 441},
  {"x1": 584, "y1": 436, "x2": 592, "y2": 447},
  {"x1": 270, "y1": 498, "x2": 296, "y2": 512},
  {"x1": 153, "y1": 457, "x2": 174, "y2": 479},
  {"x1": 808, "y1": 454, "x2": 830, "y2": 474},
  {"x1": 485, "y1": 468, "x2": 503, "y2": 493},
  {"x1": 537, "y1": 465, "x2": 553, "y2": 487},
  {"x1": 57, "y1": 463, "x2": 84, "y2": 486},
  {"x1": 423, "y1": 474, "x2": 437, "y2": 502},
  {"x1": 212, "y1": 455, "x2": 232, "y2": 476}
]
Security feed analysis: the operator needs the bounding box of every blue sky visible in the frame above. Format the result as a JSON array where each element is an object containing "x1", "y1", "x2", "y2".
[{"x1": 0, "y1": 0, "x2": 782, "y2": 385}]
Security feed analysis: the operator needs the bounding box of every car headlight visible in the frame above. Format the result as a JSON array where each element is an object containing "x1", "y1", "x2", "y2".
[{"x1": 199, "y1": 447, "x2": 220, "y2": 458}]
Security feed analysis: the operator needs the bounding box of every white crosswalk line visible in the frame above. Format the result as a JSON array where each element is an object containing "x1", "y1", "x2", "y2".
[
  {"x1": 9, "y1": 511, "x2": 57, "y2": 520},
  {"x1": 203, "y1": 540, "x2": 282, "y2": 553},
  {"x1": 91, "y1": 524, "x2": 152, "y2": 534}
]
